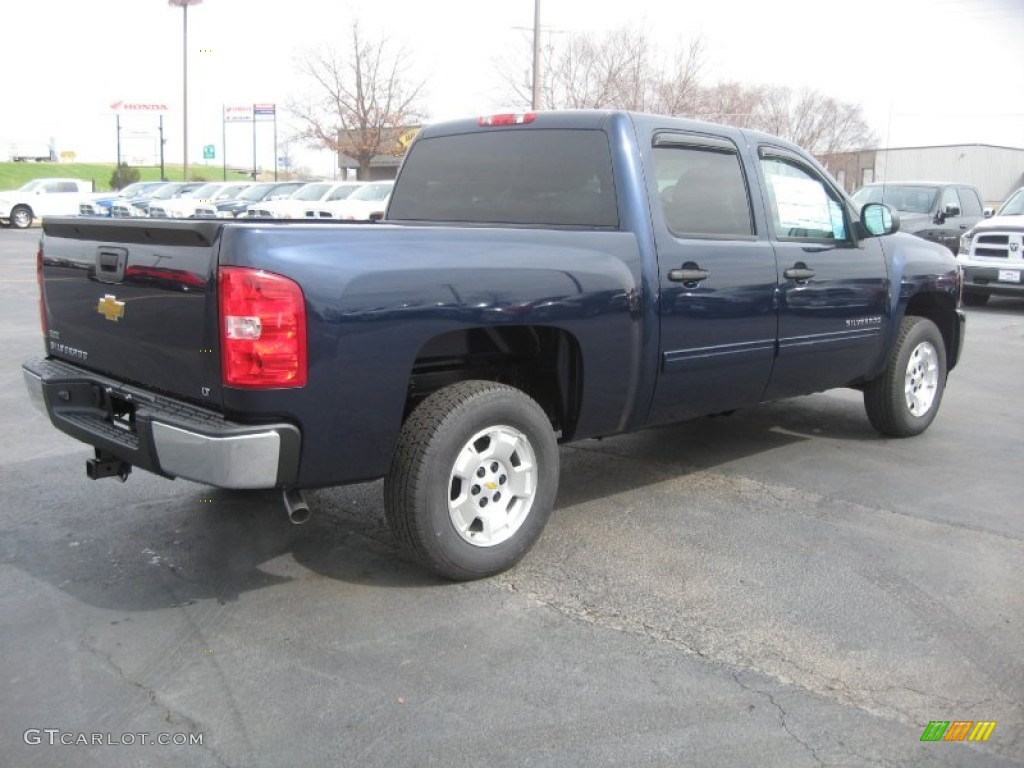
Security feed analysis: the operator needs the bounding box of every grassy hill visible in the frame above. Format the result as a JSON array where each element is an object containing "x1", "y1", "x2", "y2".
[{"x1": 0, "y1": 162, "x2": 254, "y2": 192}]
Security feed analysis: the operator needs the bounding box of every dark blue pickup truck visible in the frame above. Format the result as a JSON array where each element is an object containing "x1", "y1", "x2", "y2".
[{"x1": 23, "y1": 111, "x2": 965, "y2": 580}]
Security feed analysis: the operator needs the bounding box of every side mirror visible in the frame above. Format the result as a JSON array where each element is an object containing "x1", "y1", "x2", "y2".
[
  {"x1": 944, "y1": 204, "x2": 961, "y2": 217},
  {"x1": 861, "y1": 202, "x2": 899, "y2": 236},
  {"x1": 983, "y1": 207, "x2": 994, "y2": 218},
  {"x1": 369, "y1": 211, "x2": 384, "y2": 222}
]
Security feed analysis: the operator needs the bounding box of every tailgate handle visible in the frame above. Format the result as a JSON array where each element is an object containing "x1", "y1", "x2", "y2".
[{"x1": 95, "y1": 247, "x2": 128, "y2": 284}]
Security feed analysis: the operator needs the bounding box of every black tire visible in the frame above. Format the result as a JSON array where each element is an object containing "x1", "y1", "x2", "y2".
[
  {"x1": 863, "y1": 316, "x2": 947, "y2": 437},
  {"x1": 10, "y1": 205, "x2": 33, "y2": 229},
  {"x1": 962, "y1": 291, "x2": 990, "y2": 307},
  {"x1": 384, "y1": 380, "x2": 559, "y2": 581}
]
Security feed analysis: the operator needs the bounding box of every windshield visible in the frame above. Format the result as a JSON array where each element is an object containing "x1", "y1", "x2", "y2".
[
  {"x1": 151, "y1": 183, "x2": 186, "y2": 200},
  {"x1": 996, "y1": 188, "x2": 1024, "y2": 216},
  {"x1": 350, "y1": 182, "x2": 393, "y2": 202},
  {"x1": 118, "y1": 182, "x2": 147, "y2": 197},
  {"x1": 852, "y1": 184, "x2": 938, "y2": 214},
  {"x1": 217, "y1": 185, "x2": 248, "y2": 200},
  {"x1": 237, "y1": 183, "x2": 275, "y2": 202},
  {"x1": 292, "y1": 183, "x2": 331, "y2": 201},
  {"x1": 189, "y1": 183, "x2": 222, "y2": 199},
  {"x1": 19, "y1": 181, "x2": 43, "y2": 192}
]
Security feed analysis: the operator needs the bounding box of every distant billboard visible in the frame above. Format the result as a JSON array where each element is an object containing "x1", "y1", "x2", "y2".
[{"x1": 223, "y1": 105, "x2": 254, "y2": 123}]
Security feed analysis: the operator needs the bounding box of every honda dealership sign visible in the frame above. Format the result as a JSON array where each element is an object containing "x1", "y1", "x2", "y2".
[{"x1": 110, "y1": 100, "x2": 170, "y2": 114}]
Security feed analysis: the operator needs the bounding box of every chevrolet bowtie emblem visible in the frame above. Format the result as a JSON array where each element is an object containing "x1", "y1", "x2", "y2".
[
  {"x1": 485, "y1": 481, "x2": 498, "y2": 490},
  {"x1": 97, "y1": 294, "x2": 125, "y2": 322}
]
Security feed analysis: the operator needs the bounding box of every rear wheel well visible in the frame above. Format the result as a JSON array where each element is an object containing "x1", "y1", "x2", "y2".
[
  {"x1": 904, "y1": 291, "x2": 958, "y2": 367},
  {"x1": 406, "y1": 326, "x2": 582, "y2": 439}
]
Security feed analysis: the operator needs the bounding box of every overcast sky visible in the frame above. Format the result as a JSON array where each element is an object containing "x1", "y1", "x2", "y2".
[{"x1": 3, "y1": 0, "x2": 1022, "y2": 176}]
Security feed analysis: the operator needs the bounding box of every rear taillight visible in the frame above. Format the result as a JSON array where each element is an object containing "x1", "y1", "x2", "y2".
[
  {"x1": 36, "y1": 243, "x2": 46, "y2": 337},
  {"x1": 219, "y1": 266, "x2": 307, "y2": 388}
]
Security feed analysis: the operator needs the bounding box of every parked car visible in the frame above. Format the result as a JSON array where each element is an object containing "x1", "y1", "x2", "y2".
[
  {"x1": 243, "y1": 181, "x2": 362, "y2": 218},
  {"x1": 148, "y1": 182, "x2": 251, "y2": 218},
  {"x1": 305, "y1": 180, "x2": 393, "y2": 221},
  {"x1": 957, "y1": 186, "x2": 1024, "y2": 305},
  {"x1": 23, "y1": 110, "x2": 964, "y2": 581},
  {"x1": 79, "y1": 181, "x2": 168, "y2": 217},
  {"x1": 0, "y1": 178, "x2": 94, "y2": 229},
  {"x1": 851, "y1": 181, "x2": 986, "y2": 253},
  {"x1": 111, "y1": 182, "x2": 204, "y2": 217},
  {"x1": 193, "y1": 181, "x2": 307, "y2": 219}
]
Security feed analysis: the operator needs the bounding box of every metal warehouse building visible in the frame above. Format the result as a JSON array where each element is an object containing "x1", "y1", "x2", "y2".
[{"x1": 820, "y1": 144, "x2": 1024, "y2": 207}]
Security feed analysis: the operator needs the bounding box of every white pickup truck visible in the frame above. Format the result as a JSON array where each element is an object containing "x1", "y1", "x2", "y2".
[{"x1": 0, "y1": 178, "x2": 95, "y2": 229}]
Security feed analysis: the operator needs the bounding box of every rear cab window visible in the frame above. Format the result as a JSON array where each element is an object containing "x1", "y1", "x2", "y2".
[{"x1": 387, "y1": 129, "x2": 618, "y2": 228}]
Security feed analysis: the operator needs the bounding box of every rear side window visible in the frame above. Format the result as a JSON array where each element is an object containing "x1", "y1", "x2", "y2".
[
  {"x1": 654, "y1": 145, "x2": 753, "y2": 237},
  {"x1": 388, "y1": 129, "x2": 618, "y2": 227}
]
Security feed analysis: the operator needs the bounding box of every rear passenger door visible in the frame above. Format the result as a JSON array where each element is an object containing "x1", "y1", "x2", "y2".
[
  {"x1": 647, "y1": 132, "x2": 779, "y2": 424},
  {"x1": 756, "y1": 145, "x2": 889, "y2": 400}
]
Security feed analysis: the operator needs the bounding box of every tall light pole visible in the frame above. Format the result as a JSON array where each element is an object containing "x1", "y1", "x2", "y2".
[
  {"x1": 168, "y1": 0, "x2": 202, "y2": 181},
  {"x1": 532, "y1": 0, "x2": 541, "y2": 110}
]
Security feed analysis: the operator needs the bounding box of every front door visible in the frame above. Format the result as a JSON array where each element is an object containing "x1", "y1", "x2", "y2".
[
  {"x1": 755, "y1": 145, "x2": 889, "y2": 401},
  {"x1": 646, "y1": 132, "x2": 779, "y2": 424}
]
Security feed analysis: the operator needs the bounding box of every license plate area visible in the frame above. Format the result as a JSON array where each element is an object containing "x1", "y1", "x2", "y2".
[
  {"x1": 998, "y1": 269, "x2": 1021, "y2": 283},
  {"x1": 106, "y1": 391, "x2": 138, "y2": 434},
  {"x1": 46, "y1": 380, "x2": 138, "y2": 435}
]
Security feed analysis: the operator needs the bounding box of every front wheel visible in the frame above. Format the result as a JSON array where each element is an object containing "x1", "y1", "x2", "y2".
[
  {"x1": 384, "y1": 380, "x2": 559, "y2": 581},
  {"x1": 863, "y1": 316, "x2": 947, "y2": 437},
  {"x1": 10, "y1": 205, "x2": 33, "y2": 229}
]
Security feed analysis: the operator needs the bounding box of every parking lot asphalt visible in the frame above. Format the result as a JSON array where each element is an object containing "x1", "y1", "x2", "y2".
[{"x1": 1, "y1": 226, "x2": 1021, "y2": 767}]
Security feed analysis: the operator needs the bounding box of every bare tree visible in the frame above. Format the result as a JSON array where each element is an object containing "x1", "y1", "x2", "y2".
[
  {"x1": 649, "y1": 37, "x2": 706, "y2": 117},
  {"x1": 688, "y1": 82, "x2": 876, "y2": 154},
  {"x1": 289, "y1": 24, "x2": 427, "y2": 180},
  {"x1": 690, "y1": 81, "x2": 762, "y2": 129},
  {"x1": 499, "y1": 27, "x2": 874, "y2": 154},
  {"x1": 501, "y1": 27, "x2": 702, "y2": 113},
  {"x1": 749, "y1": 86, "x2": 877, "y2": 154}
]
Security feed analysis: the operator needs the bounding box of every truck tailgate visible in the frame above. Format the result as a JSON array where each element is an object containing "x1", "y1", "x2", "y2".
[{"x1": 39, "y1": 218, "x2": 224, "y2": 407}]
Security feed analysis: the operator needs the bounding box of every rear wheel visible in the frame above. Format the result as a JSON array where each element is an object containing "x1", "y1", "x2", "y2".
[
  {"x1": 10, "y1": 205, "x2": 33, "y2": 229},
  {"x1": 962, "y1": 291, "x2": 990, "y2": 307},
  {"x1": 384, "y1": 380, "x2": 559, "y2": 581},
  {"x1": 863, "y1": 316, "x2": 946, "y2": 437}
]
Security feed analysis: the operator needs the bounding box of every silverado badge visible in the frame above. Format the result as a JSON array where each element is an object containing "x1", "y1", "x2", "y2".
[{"x1": 97, "y1": 294, "x2": 125, "y2": 322}]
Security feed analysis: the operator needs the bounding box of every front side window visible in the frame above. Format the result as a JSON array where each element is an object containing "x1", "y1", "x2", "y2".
[
  {"x1": 761, "y1": 155, "x2": 848, "y2": 241},
  {"x1": 654, "y1": 144, "x2": 753, "y2": 237},
  {"x1": 940, "y1": 186, "x2": 962, "y2": 214}
]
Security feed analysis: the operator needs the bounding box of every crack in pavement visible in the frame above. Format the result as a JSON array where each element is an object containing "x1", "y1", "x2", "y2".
[{"x1": 78, "y1": 630, "x2": 235, "y2": 768}]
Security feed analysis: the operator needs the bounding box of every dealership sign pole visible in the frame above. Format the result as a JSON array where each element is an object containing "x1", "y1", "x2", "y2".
[
  {"x1": 110, "y1": 101, "x2": 170, "y2": 174},
  {"x1": 254, "y1": 104, "x2": 277, "y2": 181}
]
